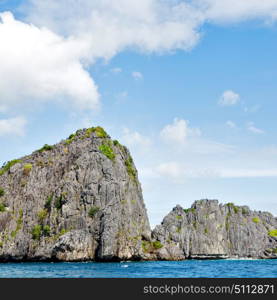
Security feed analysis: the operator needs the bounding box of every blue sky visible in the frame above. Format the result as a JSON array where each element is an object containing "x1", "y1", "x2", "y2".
[{"x1": 1, "y1": 0, "x2": 277, "y2": 226}]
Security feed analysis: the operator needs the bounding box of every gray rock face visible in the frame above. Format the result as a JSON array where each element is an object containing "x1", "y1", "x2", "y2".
[
  {"x1": 0, "y1": 127, "x2": 151, "y2": 261},
  {"x1": 0, "y1": 128, "x2": 276, "y2": 262},
  {"x1": 152, "y1": 200, "x2": 277, "y2": 259}
]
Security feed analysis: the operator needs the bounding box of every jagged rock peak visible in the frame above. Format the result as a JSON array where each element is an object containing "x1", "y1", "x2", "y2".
[
  {"x1": 153, "y1": 199, "x2": 277, "y2": 260},
  {"x1": 0, "y1": 126, "x2": 152, "y2": 262}
]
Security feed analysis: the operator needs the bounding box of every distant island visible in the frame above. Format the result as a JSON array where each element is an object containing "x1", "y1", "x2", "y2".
[{"x1": 0, "y1": 127, "x2": 276, "y2": 262}]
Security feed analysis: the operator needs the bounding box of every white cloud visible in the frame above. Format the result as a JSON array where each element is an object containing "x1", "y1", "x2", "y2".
[
  {"x1": 23, "y1": 0, "x2": 277, "y2": 61},
  {"x1": 197, "y1": 0, "x2": 277, "y2": 24},
  {"x1": 247, "y1": 122, "x2": 265, "y2": 134},
  {"x1": 0, "y1": 12, "x2": 99, "y2": 112},
  {"x1": 226, "y1": 120, "x2": 237, "y2": 129},
  {"x1": 24, "y1": 0, "x2": 203, "y2": 57},
  {"x1": 121, "y1": 128, "x2": 152, "y2": 148},
  {"x1": 156, "y1": 162, "x2": 184, "y2": 179},
  {"x1": 0, "y1": 116, "x2": 27, "y2": 137},
  {"x1": 154, "y1": 163, "x2": 220, "y2": 180},
  {"x1": 1, "y1": 1, "x2": 276, "y2": 116},
  {"x1": 160, "y1": 118, "x2": 201, "y2": 145},
  {"x1": 218, "y1": 90, "x2": 240, "y2": 106},
  {"x1": 111, "y1": 67, "x2": 122, "y2": 74},
  {"x1": 132, "y1": 71, "x2": 143, "y2": 80},
  {"x1": 150, "y1": 164, "x2": 277, "y2": 181},
  {"x1": 220, "y1": 169, "x2": 277, "y2": 178}
]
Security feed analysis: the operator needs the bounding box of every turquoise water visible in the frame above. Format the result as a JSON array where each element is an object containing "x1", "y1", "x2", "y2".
[{"x1": 0, "y1": 260, "x2": 276, "y2": 278}]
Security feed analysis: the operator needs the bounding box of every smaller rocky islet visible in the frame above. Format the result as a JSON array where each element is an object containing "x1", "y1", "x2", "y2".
[{"x1": 0, "y1": 126, "x2": 276, "y2": 261}]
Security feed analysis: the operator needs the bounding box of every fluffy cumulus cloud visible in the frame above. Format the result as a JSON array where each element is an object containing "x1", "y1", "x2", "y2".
[
  {"x1": 218, "y1": 90, "x2": 240, "y2": 106},
  {"x1": 0, "y1": 12, "x2": 99, "y2": 112},
  {"x1": 0, "y1": 116, "x2": 27, "y2": 137},
  {"x1": 23, "y1": 0, "x2": 203, "y2": 57},
  {"x1": 160, "y1": 118, "x2": 201, "y2": 145},
  {"x1": 23, "y1": 0, "x2": 277, "y2": 56},
  {"x1": 1, "y1": 1, "x2": 277, "y2": 116}
]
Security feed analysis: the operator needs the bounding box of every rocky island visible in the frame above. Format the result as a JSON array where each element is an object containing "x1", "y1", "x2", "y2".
[{"x1": 0, "y1": 127, "x2": 276, "y2": 261}]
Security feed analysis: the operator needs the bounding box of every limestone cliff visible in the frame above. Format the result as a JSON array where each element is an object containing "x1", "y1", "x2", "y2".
[
  {"x1": 152, "y1": 200, "x2": 277, "y2": 260},
  {"x1": 0, "y1": 128, "x2": 276, "y2": 262},
  {"x1": 0, "y1": 127, "x2": 151, "y2": 261}
]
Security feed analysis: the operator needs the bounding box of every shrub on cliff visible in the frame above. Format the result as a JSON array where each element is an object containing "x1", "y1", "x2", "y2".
[
  {"x1": 0, "y1": 203, "x2": 6, "y2": 212},
  {"x1": 99, "y1": 143, "x2": 115, "y2": 160},
  {"x1": 152, "y1": 241, "x2": 163, "y2": 249},
  {"x1": 85, "y1": 126, "x2": 108, "y2": 138},
  {"x1": 88, "y1": 206, "x2": 100, "y2": 218},
  {"x1": 268, "y1": 229, "x2": 277, "y2": 237},
  {"x1": 45, "y1": 195, "x2": 53, "y2": 210},
  {"x1": 38, "y1": 209, "x2": 48, "y2": 222},
  {"x1": 43, "y1": 225, "x2": 51, "y2": 236},
  {"x1": 38, "y1": 144, "x2": 53, "y2": 153},
  {"x1": 252, "y1": 217, "x2": 260, "y2": 224},
  {"x1": 125, "y1": 156, "x2": 137, "y2": 181},
  {"x1": 32, "y1": 225, "x2": 42, "y2": 240},
  {"x1": 0, "y1": 159, "x2": 22, "y2": 175}
]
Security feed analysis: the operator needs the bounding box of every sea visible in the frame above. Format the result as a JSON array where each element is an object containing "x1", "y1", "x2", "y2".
[{"x1": 0, "y1": 260, "x2": 276, "y2": 278}]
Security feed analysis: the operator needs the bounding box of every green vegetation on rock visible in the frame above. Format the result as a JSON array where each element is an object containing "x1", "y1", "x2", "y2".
[
  {"x1": 38, "y1": 209, "x2": 48, "y2": 222},
  {"x1": 32, "y1": 224, "x2": 52, "y2": 240},
  {"x1": 45, "y1": 195, "x2": 53, "y2": 210},
  {"x1": 94, "y1": 126, "x2": 108, "y2": 138},
  {"x1": 65, "y1": 133, "x2": 77, "y2": 145},
  {"x1": 268, "y1": 229, "x2": 277, "y2": 237},
  {"x1": 55, "y1": 194, "x2": 65, "y2": 210},
  {"x1": 142, "y1": 241, "x2": 163, "y2": 253},
  {"x1": 0, "y1": 203, "x2": 6, "y2": 212},
  {"x1": 227, "y1": 202, "x2": 239, "y2": 213},
  {"x1": 99, "y1": 143, "x2": 115, "y2": 160},
  {"x1": 0, "y1": 188, "x2": 4, "y2": 197},
  {"x1": 252, "y1": 217, "x2": 260, "y2": 224},
  {"x1": 242, "y1": 208, "x2": 248, "y2": 215},
  {"x1": 85, "y1": 126, "x2": 108, "y2": 138},
  {"x1": 125, "y1": 156, "x2": 137, "y2": 181},
  {"x1": 32, "y1": 225, "x2": 42, "y2": 240},
  {"x1": 38, "y1": 144, "x2": 53, "y2": 153},
  {"x1": 42, "y1": 225, "x2": 51, "y2": 236},
  {"x1": 0, "y1": 159, "x2": 22, "y2": 176},
  {"x1": 184, "y1": 208, "x2": 196, "y2": 214},
  {"x1": 88, "y1": 206, "x2": 100, "y2": 218},
  {"x1": 152, "y1": 241, "x2": 163, "y2": 249}
]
